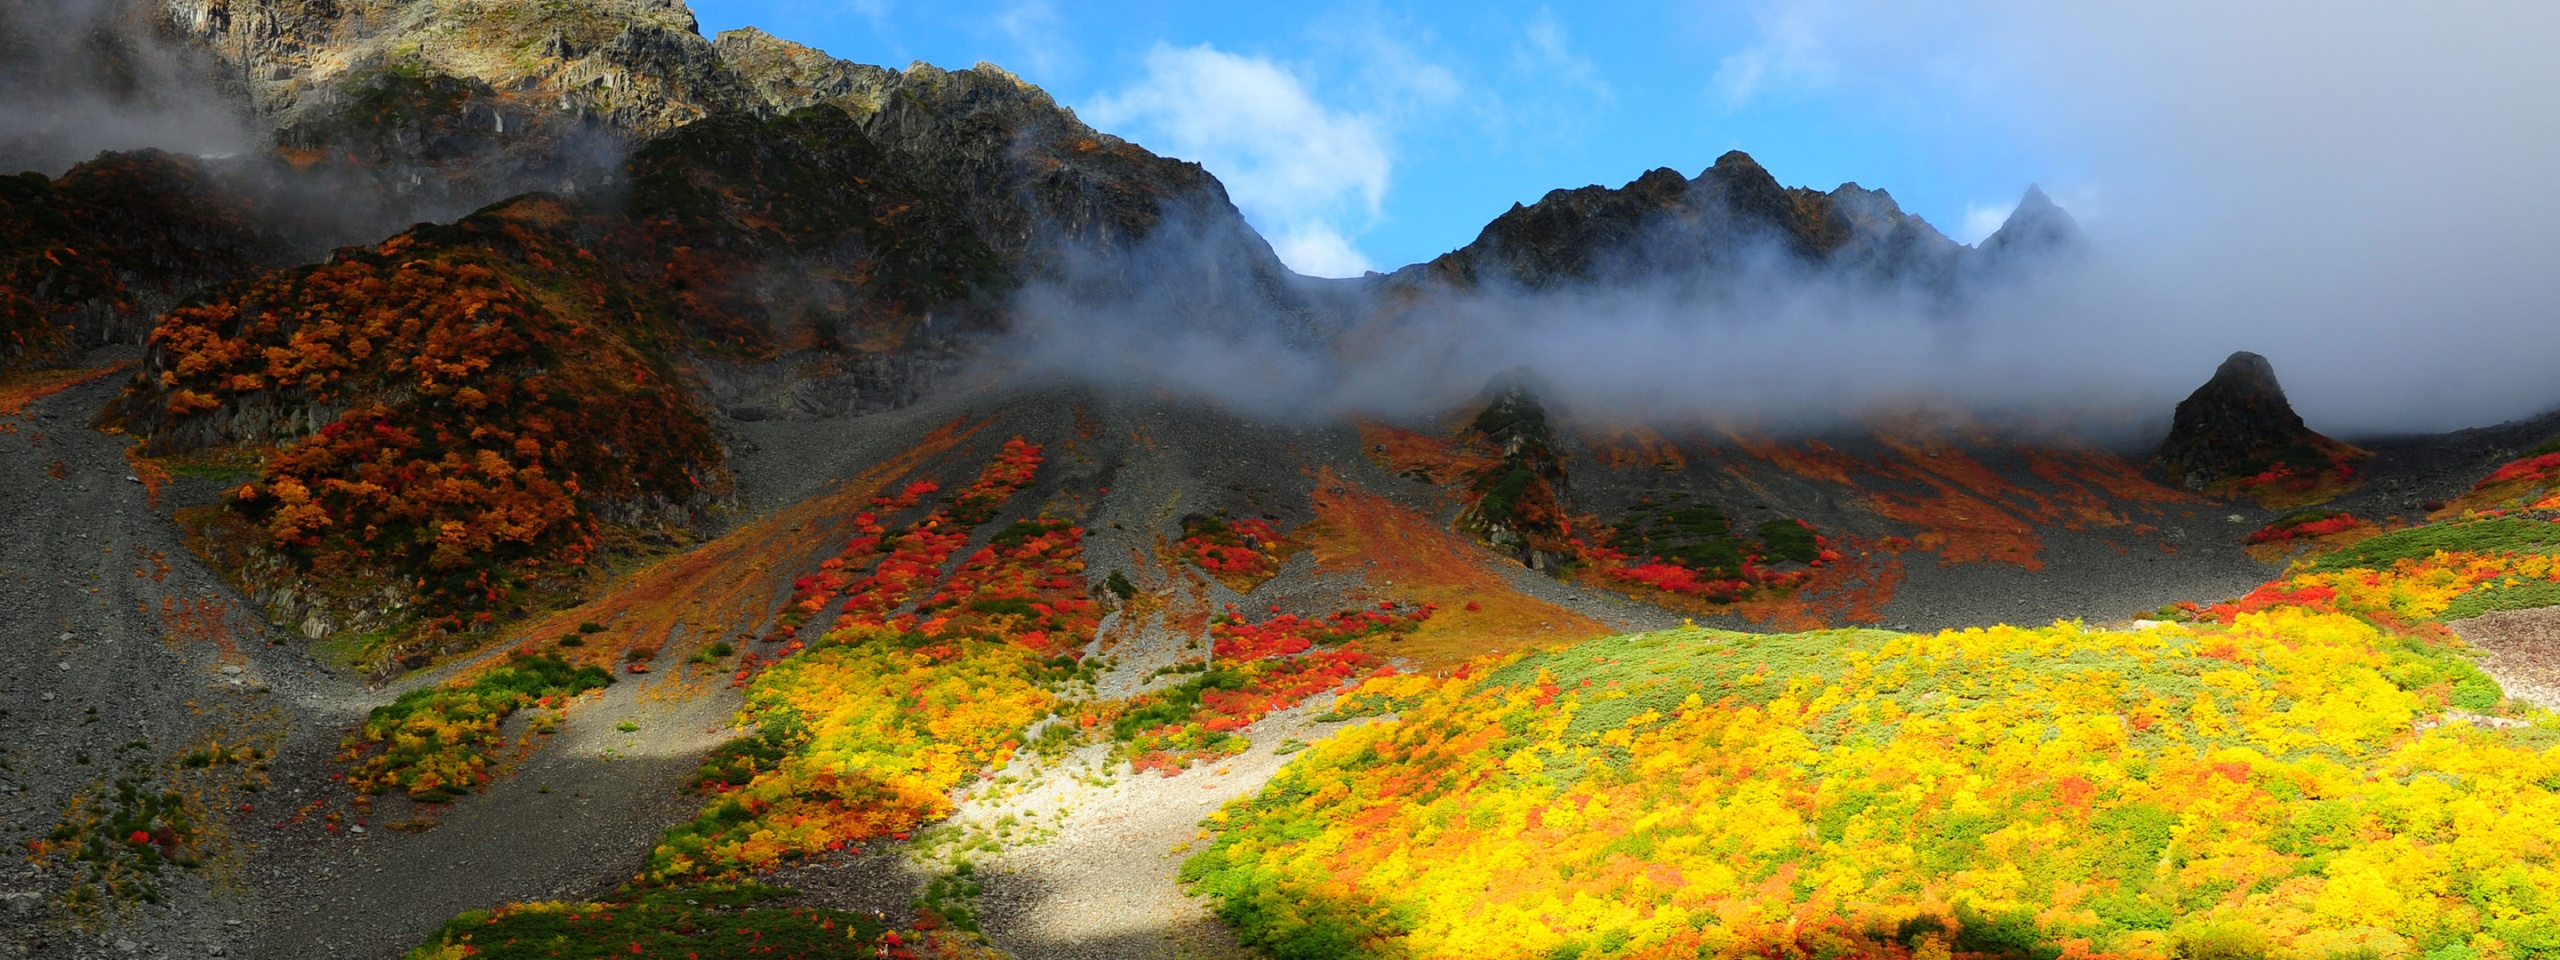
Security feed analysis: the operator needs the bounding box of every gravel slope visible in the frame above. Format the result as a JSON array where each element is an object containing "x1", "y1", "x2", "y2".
[{"x1": 0, "y1": 367, "x2": 338, "y2": 960}]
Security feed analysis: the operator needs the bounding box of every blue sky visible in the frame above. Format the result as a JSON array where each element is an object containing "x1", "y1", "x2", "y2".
[{"x1": 684, "y1": 1, "x2": 2065, "y2": 276}]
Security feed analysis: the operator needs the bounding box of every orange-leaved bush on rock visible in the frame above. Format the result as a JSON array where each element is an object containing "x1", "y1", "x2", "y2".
[{"x1": 117, "y1": 197, "x2": 726, "y2": 626}]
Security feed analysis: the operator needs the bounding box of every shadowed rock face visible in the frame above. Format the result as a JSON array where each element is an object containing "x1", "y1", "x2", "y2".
[{"x1": 2157, "y1": 351, "x2": 2323, "y2": 489}]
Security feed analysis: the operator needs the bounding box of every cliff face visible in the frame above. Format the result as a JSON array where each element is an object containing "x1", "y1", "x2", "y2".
[
  {"x1": 138, "y1": 1, "x2": 1296, "y2": 305},
  {"x1": 0, "y1": 0, "x2": 1307, "y2": 360}
]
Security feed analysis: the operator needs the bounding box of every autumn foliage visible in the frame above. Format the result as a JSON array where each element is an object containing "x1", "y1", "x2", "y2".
[
  {"x1": 1099, "y1": 604, "x2": 1425, "y2": 774},
  {"x1": 0, "y1": 151, "x2": 294, "y2": 373},
  {"x1": 1178, "y1": 513, "x2": 1288, "y2": 589},
  {"x1": 342, "y1": 653, "x2": 614, "y2": 802},
  {"x1": 650, "y1": 438, "x2": 1091, "y2": 882},
  {"x1": 2438, "y1": 446, "x2": 2560, "y2": 517},
  {"x1": 1186, "y1": 519, "x2": 2560, "y2": 960},
  {"x1": 123, "y1": 197, "x2": 726, "y2": 622}
]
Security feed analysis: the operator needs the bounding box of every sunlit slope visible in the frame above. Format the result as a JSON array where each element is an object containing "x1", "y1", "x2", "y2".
[{"x1": 1186, "y1": 535, "x2": 2560, "y2": 960}]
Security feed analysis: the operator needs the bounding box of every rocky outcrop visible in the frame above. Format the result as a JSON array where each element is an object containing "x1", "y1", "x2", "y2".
[
  {"x1": 1459, "y1": 372, "x2": 1575, "y2": 572},
  {"x1": 2157, "y1": 351, "x2": 2366, "y2": 498},
  {"x1": 710, "y1": 31, "x2": 1306, "y2": 325},
  {"x1": 0, "y1": 151, "x2": 308, "y2": 364}
]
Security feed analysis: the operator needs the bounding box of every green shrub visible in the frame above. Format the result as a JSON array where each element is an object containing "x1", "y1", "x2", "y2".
[
  {"x1": 2310, "y1": 520, "x2": 2560, "y2": 572},
  {"x1": 1757, "y1": 518, "x2": 1821, "y2": 563},
  {"x1": 992, "y1": 517, "x2": 1071, "y2": 545},
  {"x1": 2442, "y1": 579, "x2": 2560, "y2": 620},
  {"x1": 2170, "y1": 918, "x2": 2269, "y2": 960},
  {"x1": 1954, "y1": 902, "x2": 2059, "y2": 960},
  {"x1": 916, "y1": 861, "x2": 983, "y2": 933}
]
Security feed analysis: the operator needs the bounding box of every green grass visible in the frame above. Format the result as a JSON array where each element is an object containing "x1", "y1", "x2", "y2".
[
  {"x1": 1112, "y1": 667, "x2": 1248, "y2": 742},
  {"x1": 2443, "y1": 579, "x2": 2560, "y2": 621},
  {"x1": 368, "y1": 654, "x2": 612, "y2": 729},
  {"x1": 2308, "y1": 520, "x2": 2560, "y2": 573},
  {"x1": 690, "y1": 718, "x2": 803, "y2": 792},
  {"x1": 916, "y1": 861, "x2": 985, "y2": 933},
  {"x1": 353, "y1": 653, "x2": 614, "y2": 800}
]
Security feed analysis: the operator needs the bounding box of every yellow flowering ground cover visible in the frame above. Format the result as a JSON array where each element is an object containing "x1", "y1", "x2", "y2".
[
  {"x1": 344, "y1": 653, "x2": 615, "y2": 801},
  {"x1": 1185, "y1": 528, "x2": 2560, "y2": 960},
  {"x1": 645, "y1": 627, "x2": 1065, "y2": 883}
]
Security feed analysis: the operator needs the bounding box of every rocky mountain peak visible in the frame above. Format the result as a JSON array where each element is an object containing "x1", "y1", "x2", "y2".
[
  {"x1": 2156, "y1": 350, "x2": 2361, "y2": 495},
  {"x1": 1397, "y1": 148, "x2": 1972, "y2": 293},
  {"x1": 1978, "y1": 184, "x2": 2080, "y2": 259}
]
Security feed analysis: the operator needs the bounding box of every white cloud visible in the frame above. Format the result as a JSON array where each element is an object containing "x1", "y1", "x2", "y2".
[
  {"x1": 1691, "y1": 0, "x2": 2560, "y2": 432},
  {"x1": 1960, "y1": 203, "x2": 2010, "y2": 245},
  {"x1": 1084, "y1": 44, "x2": 1391, "y2": 278},
  {"x1": 988, "y1": 1, "x2": 1067, "y2": 79},
  {"x1": 1707, "y1": 3, "x2": 1834, "y2": 108},
  {"x1": 1521, "y1": 10, "x2": 1613, "y2": 104},
  {"x1": 1271, "y1": 224, "x2": 1373, "y2": 279}
]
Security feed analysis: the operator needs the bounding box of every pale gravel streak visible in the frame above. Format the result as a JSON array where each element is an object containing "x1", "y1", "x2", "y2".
[
  {"x1": 2448, "y1": 605, "x2": 2560, "y2": 712},
  {"x1": 964, "y1": 700, "x2": 1363, "y2": 960}
]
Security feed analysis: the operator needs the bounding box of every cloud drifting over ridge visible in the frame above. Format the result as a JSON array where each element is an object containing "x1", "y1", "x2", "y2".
[
  {"x1": 1005, "y1": 0, "x2": 2560, "y2": 440},
  {"x1": 1084, "y1": 44, "x2": 1391, "y2": 278},
  {"x1": 1693, "y1": 0, "x2": 2560, "y2": 434}
]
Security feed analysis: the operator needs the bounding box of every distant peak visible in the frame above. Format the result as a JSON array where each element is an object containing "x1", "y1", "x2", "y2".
[
  {"x1": 1977, "y1": 183, "x2": 2079, "y2": 259},
  {"x1": 2212, "y1": 350, "x2": 2279, "y2": 386},
  {"x1": 1709, "y1": 150, "x2": 1763, "y2": 175}
]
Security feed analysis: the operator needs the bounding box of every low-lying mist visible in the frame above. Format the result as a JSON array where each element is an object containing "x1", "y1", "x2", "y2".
[
  {"x1": 987, "y1": 206, "x2": 2189, "y2": 446},
  {"x1": 0, "y1": 0, "x2": 254, "y2": 176}
]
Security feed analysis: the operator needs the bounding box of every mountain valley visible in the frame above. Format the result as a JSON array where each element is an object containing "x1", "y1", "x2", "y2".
[{"x1": 6, "y1": 3, "x2": 2560, "y2": 959}]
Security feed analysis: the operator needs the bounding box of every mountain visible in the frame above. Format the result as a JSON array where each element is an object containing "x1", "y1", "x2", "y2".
[
  {"x1": 1976, "y1": 183, "x2": 2080, "y2": 262},
  {"x1": 1387, "y1": 150, "x2": 2071, "y2": 295},
  {"x1": 154, "y1": 0, "x2": 1300, "y2": 309},
  {"x1": 0, "y1": 0, "x2": 2286, "y2": 677}
]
